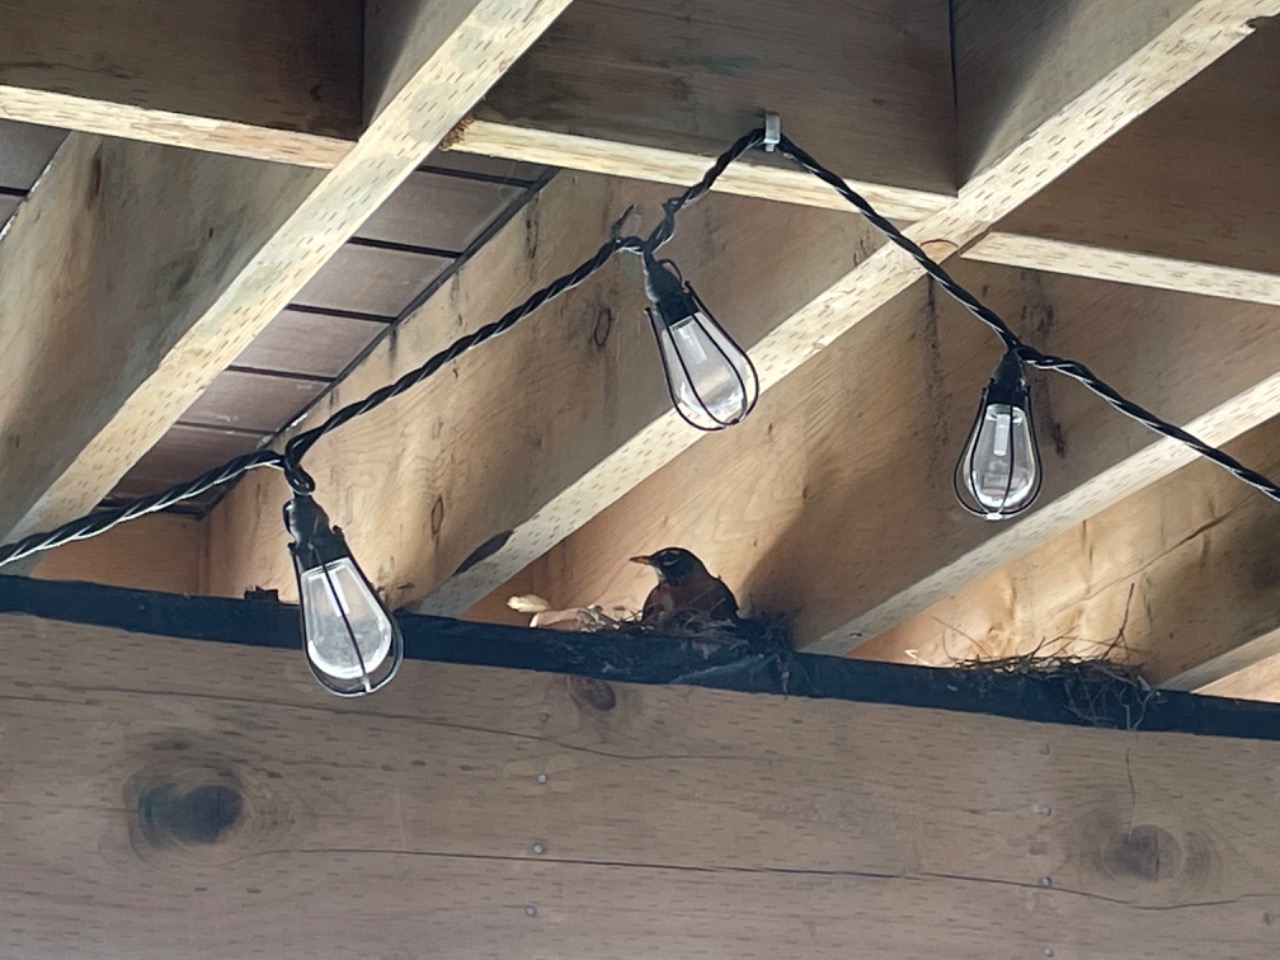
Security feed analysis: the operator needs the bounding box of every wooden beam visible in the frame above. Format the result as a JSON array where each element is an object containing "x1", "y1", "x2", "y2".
[
  {"x1": 0, "y1": 134, "x2": 321, "y2": 544},
  {"x1": 1, "y1": 0, "x2": 575, "y2": 547},
  {"x1": 1200, "y1": 650, "x2": 1280, "y2": 702},
  {"x1": 448, "y1": 0, "x2": 956, "y2": 221},
  {"x1": 473, "y1": 263, "x2": 1280, "y2": 655},
  {"x1": 31, "y1": 513, "x2": 202, "y2": 595},
  {"x1": 451, "y1": 119, "x2": 952, "y2": 220},
  {"x1": 202, "y1": 172, "x2": 885, "y2": 608},
  {"x1": 202, "y1": 0, "x2": 1280, "y2": 617},
  {"x1": 3, "y1": 583, "x2": 1280, "y2": 958},
  {"x1": 0, "y1": 0, "x2": 360, "y2": 166},
  {"x1": 963, "y1": 20, "x2": 1280, "y2": 305},
  {"x1": 458, "y1": 0, "x2": 1280, "y2": 641},
  {"x1": 450, "y1": 0, "x2": 1277, "y2": 226},
  {"x1": 955, "y1": 0, "x2": 1192, "y2": 179},
  {"x1": 854, "y1": 415, "x2": 1280, "y2": 690}
]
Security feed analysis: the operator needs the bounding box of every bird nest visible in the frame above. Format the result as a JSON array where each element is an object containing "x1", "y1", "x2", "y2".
[
  {"x1": 507, "y1": 595, "x2": 790, "y2": 648},
  {"x1": 596, "y1": 609, "x2": 791, "y2": 649},
  {"x1": 942, "y1": 587, "x2": 1156, "y2": 729}
]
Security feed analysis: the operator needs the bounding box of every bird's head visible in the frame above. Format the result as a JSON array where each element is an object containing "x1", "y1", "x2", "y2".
[{"x1": 629, "y1": 547, "x2": 709, "y2": 586}]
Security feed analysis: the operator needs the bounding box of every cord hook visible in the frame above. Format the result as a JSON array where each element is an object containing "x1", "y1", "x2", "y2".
[{"x1": 762, "y1": 111, "x2": 781, "y2": 152}]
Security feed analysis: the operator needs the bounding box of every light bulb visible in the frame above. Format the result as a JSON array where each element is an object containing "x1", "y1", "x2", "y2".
[
  {"x1": 955, "y1": 351, "x2": 1042, "y2": 519},
  {"x1": 285, "y1": 494, "x2": 403, "y2": 696},
  {"x1": 298, "y1": 557, "x2": 394, "y2": 680},
  {"x1": 643, "y1": 254, "x2": 759, "y2": 430}
]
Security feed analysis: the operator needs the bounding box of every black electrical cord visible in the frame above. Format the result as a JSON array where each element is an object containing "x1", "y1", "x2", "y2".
[
  {"x1": 280, "y1": 127, "x2": 765, "y2": 493},
  {"x1": 0, "y1": 449, "x2": 284, "y2": 568},
  {"x1": 1, "y1": 124, "x2": 1277, "y2": 569},
  {"x1": 0, "y1": 130, "x2": 762, "y2": 567},
  {"x1": 776, "y1": 134, "x2": 1280, "y2": 504}
]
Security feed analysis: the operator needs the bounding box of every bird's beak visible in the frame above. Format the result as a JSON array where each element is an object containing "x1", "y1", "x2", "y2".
[{"x1": 629, "y1": 554, "x2": 655, "y2": 566}]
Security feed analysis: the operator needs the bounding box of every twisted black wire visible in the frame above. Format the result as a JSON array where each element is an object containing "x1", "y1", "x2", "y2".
[
  {"x1": 0, "y1": 130, "x2": 764, "y2": 566},
  {"x1": 281, "y1": 128, "x2": 765, "y2": 492},
  {"x1": 645, "y1": 128, "x2": 764, "y2": 253},
  {"x1": 281, "y1": 231, "x2": 641, "y2": 491},
  {"x1": 1019, "y1": 349, "x2": 1280, "y2": 498},
  {"x1": 0, "y1": 449, "x2": 284, "y2": 568},
  {"x1": 777, "y1": 134, "x2": 1280, "y2": 504},
  {"x1": 6, "y1": 124, "x2": 1277, "y2": 572}
]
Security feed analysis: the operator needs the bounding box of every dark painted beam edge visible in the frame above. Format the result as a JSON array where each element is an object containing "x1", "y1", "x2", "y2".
[{"x1": 3, "y1": 575, "x2": 1280, "y2": 740}]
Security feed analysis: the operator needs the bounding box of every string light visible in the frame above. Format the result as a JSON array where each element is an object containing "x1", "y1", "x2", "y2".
[
  {"x1": 284, "y1": 494, "x2": 403, "y2": 696},
  {"x1": 3, "y1": 116, "x2": 1280, "y2": 695},
  {"x1": 642, "y1": 250, "x2": 758, "y2": 429},
  {"x1": 954, "y1": 350, "x2": 1042, "y2": 518}
]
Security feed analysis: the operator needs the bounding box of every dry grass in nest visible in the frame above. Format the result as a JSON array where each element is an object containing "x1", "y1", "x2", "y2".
[
  {"x1": 945, "y1": 585, "x2": 1157, "y2": 729},
  {"x1": 580, "y1": 606, "x2": 792, "y2": 649}
]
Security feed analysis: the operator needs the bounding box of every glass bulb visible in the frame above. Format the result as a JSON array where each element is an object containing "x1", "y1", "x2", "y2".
[
  {"x1": 299, "y1": 557, "x2": 394, "y2": 681},
  {"x1": 656, "y1": 312, "x2": 757, "y2": 429},
  {"x1": 965, "y1": 403, "x2": 1038, "y2": 514}
]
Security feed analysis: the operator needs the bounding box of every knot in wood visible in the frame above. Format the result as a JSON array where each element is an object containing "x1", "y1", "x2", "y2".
[
  {"x1": 592, "y1": 308, "x2": 614, "y2": 349},
  {"x1": 123, "y1": 737, "x2": 296, "y2": 866},
  {"x1": 138, "y1": 782, "x2": 243, "y2": 846},
  {"x1": 569, "y1": 676, "x2": 617, "y2": 712},
  {"x1": 1102, "y1": 824, "x2": 1182, "y2": 883}
]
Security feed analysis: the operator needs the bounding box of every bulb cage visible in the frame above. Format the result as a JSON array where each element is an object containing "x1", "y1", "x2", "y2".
[
  {"x1": 284, "y1": 495, "x2": 404, "y2": 696},
  {"x1": 643, "y1": 254, "x2": 760, "y2": 430},
  {"x1": 953, "y1": 350, "x2": 1043, "y2": 520}
]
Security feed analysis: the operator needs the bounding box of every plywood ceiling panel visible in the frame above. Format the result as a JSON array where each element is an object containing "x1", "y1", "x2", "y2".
[
  {"x1": 110, "y1": 424, "x2": 265, "y2": 505},
  {"x1": 0, "y1": 194, "x2": 19, "y2": 231},
  {"x1": 232, "y1": 307, "x2": 387, "y2": 380},
  {"x1": 293, "y1": 244, "x2": 455, "y2": 317},
  {"x1": 180, "y1": 369, "x2": 329, "y2": 435},
  {"x1": 0, "y1": 118, "x2": 67, "y2": 190},
  {"x1": 356, "y1": 169, "x2": 525, "y2": 252}
]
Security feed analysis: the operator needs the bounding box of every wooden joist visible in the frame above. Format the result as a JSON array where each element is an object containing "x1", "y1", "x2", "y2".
[
  {"x1": 1202, "y1": 649, "x2": 1280, "y2": 702},
  {"x1": 857, "y1": 414, "x2": 1280, "y2": 689},
  {"x1": 200, "y1": 0, "x2": 1280, "y2": 620},
  {"x1": 2, "y1": 578, "x2": 1280, "y2": 959},
  {"x1": 31, "y1": 513, "x2": 203, "y2": 596},
  {"x1": 0, "y1": 0, "x2": 575, "y2": 547},
  {"x1": 202, "y1": 171, "x2": 882, "y2": 610},
  {"x1": 450, "y1": 0, "x2": 957, "y2": 220},
  {"x1": 964, "y1": 21, "x2": 1280, "y2": 306},
  {"x1": 474, "y1": 263, "x2": 1280, "y2": 655},
  {"x1": 0, "y1": 134, "x2": 320, "y2": 544},
  {"x1": 0, "y1": 0, "x2": 361, "y2": 166}
]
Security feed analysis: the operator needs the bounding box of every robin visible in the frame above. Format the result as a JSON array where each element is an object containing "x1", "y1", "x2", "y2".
[{"x1": 630, "y1": 547, "x2": 739, "y2": 626}]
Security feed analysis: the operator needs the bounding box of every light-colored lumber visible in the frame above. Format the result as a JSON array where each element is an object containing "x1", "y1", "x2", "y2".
[
  {"x1": 855, "y1": 416, "x2": 1280, "y2": 690},
  {"x1": 450, "y1": 0, "x2": 956, "y2": 221},
  {"x1": 3, "y1": 608, "x2": 1280, "y2": 958},
  {"x1": 203, "y1": 172, "x2": 883, "y2": 607},
  {"x1": 0, "y1": 0, "x2": 359, "y2": 166},
  {"x1": 0, "y1": 134, "x2": 320, "y2": 545},
  {"x1": 1, "y1": 0, "x2": 575, "y2": 547},
  {"x1": 1201, "y1": 649, "x2": 1280, "y2": 702},
  {"x1": 464, "y1": 0, "x2": 1280, "y2": 642},
  {"x1": 212, "y1": 0, "x2": 1280, "y2": 617},
  {"x1": 451, "y1": 118, "x2": 952, "y2": 219},
  {"x1": 954, "y1": 0, "x2": 1194, "y2": 178},
  {"x1": 31, "y1": 513, "x2": 201, "y2": 595},
  {"x1": 966, "y1": 233, "x2": 1280, "y2": 307},
  {"x1": 964, "y1": 22, "x2": 1280, "y2": 305},
  {"x1": 472, "y1": 263, "x2": 1280, "y2": 654},
  {"x1": 452, "y1": 0, "x2": 1277, "y2": 228}
]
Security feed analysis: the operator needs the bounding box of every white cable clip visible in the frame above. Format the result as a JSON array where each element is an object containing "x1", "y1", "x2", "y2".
[{"x1": 762, "y1": 111, "x2": 781, "y2": 152}]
